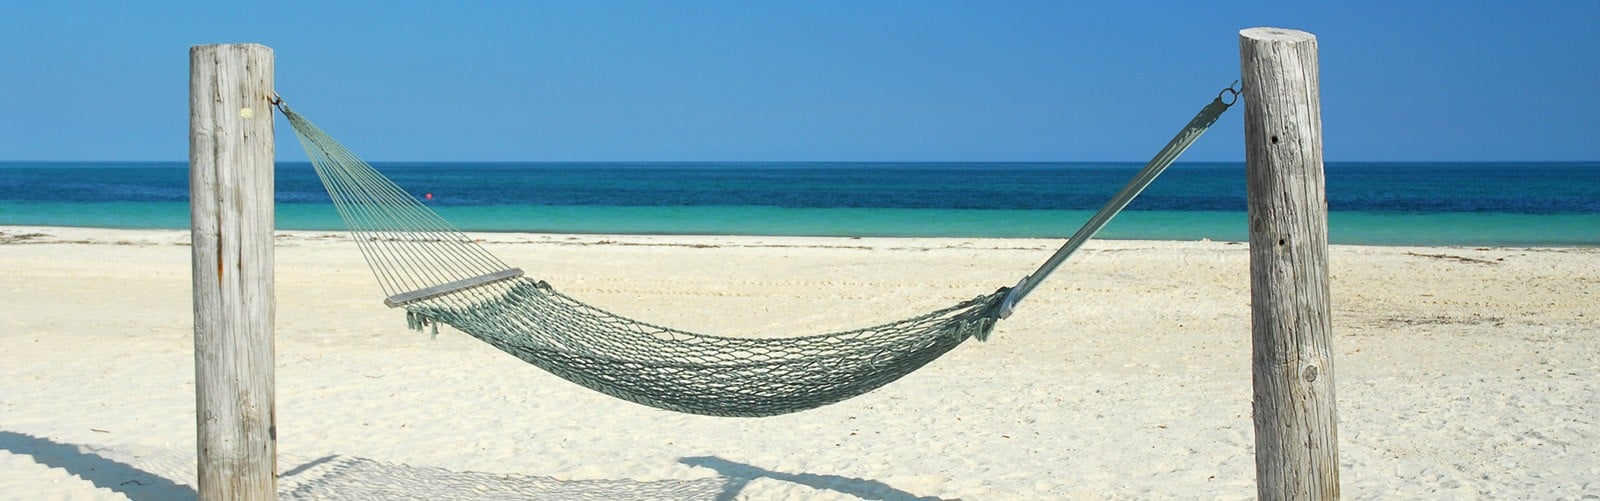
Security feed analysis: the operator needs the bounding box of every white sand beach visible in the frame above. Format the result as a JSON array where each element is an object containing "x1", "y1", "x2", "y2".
[{"x1": 1, "y1": 225, "x2": 1596, "y2": 499}]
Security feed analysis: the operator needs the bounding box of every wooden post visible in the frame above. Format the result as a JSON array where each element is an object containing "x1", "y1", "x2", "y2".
[
  {"x1": 190, "y1": 43, "x2": 276, "y2": 500},
  {"x1": 1239, "y1": 27, "x2": 1339, "y2": 499}
]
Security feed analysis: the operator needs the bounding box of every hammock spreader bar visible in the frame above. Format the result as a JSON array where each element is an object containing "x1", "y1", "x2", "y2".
[
  {"x1": 998, "y1": 83, "x2": 1240, "y2": 318},
  {"x1": 385, "y1": 268, "x2": 526, "y2": 307}
]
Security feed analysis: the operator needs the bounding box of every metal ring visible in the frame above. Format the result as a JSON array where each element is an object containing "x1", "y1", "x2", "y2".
[{"x1": 1218, "y1": 80, "x2": 1241, "y2": 106}]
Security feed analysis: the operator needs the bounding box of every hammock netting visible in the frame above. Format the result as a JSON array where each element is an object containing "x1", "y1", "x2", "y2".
[
  {"x1": 283, "y1": 108, "x2": 1008, "y2": 417},
  {"x1": 278, "y1": 87, "x2": 1232, "y2": 417},
  {"x1": 410, "y1": 278, "x2": 1006, "y2": 417}
]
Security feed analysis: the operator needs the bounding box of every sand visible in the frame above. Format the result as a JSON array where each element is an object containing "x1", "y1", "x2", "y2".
[{"x1": 1, "y1": 225, "x2": 1596, "y2": 499}]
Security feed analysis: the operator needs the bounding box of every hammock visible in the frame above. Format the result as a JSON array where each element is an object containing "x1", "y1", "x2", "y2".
[{"x1": 276, "y1": 86, "x2": 1236, "y2": 417}]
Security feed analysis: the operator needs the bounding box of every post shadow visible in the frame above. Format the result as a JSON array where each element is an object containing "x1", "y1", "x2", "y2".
[
  {"x1": 679, "y1": 455, "x2": 955, "y2": 501},
  {"x1": 0, "y1": 430, "x2": 196, "y2": 501}
]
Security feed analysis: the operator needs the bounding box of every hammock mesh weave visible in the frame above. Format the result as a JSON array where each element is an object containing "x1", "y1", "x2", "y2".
[
  {"x1": 278, "y1": 86, "x2": 1230, "y2": 417},
  {"x1": 283, "y1": 107, "x2": 1008, "y2": 417},
  {"x1": 411, "y1": 278, "x2": 1005, "y2": 417}
]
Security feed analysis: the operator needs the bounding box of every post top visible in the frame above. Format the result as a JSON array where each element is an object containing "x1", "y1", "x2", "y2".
[
  {"x1": 189, "y1": 43, "x2": 274, "y2": 54},
  {"x1": 1239, "y1": 27, "x2": 1316, "y2": 42}
]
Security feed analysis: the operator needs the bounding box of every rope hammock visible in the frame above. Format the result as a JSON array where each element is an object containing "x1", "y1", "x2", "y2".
[{"x1": 276, "y1": 86, "x2": 1236, "y2": 417}]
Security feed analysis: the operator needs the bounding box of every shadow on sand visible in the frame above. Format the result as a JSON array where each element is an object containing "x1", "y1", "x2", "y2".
[
  {"x1": 0, "y1": 430, "x2": 196, "y2": 501},
  {"x1": 679, "y1": 455, "x2": 955, "y2": 501},
  {"x1": 0, "y1": 431, "x2": 946, "y2": 500}
]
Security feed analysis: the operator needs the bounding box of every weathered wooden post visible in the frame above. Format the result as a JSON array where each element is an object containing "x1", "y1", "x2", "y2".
[
  {"x1": 190, "y1": 43, "x2": 276, "y2": 500},
  {"x1": 1239, "y1": 27, "x2": 1339, "y2": 499}
]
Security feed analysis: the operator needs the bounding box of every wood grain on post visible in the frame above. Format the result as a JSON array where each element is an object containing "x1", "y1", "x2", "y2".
[
  {"x1": 190, "y1": 43, "x2": 276, "y2": 500},
  {"x1": 1239, "y1": 27, "x2": 1339, "y2": 500}
]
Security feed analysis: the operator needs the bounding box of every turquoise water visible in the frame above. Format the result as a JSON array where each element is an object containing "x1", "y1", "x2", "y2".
[
  {"x1": 3, "y1": 201, "x2": 1598, "y2": 246},
  {"x1": 2, "y1": 162, "x2": 1597, "y2": 246}
]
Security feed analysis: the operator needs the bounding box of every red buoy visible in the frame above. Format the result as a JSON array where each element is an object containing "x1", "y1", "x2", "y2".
[{"x1": 424, "y1": 193, "x2": 433, "y2": 200}]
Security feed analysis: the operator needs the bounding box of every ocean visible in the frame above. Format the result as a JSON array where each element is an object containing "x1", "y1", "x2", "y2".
[{"x1": 1, "y1": 161, "x2": 1596, "y2": 246}]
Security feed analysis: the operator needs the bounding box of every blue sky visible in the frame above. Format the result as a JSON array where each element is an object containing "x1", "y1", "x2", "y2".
[{"x1": 2, "y1": 2, "x2": 1595, "y2": 162}]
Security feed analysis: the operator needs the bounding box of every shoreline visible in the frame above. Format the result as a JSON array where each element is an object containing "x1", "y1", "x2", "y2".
[
  {"x1": 3, "y1": 224, "x2": 1596, "y2": 498},
  {"x1": 4, "y1": 224, "x2": 1596, "y2": 250}
]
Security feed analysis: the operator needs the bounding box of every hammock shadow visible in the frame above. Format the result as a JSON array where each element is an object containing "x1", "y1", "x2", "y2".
[
  {"x1": 279, "y1": 454, "x2": 734, "y2": 500},
  {"x1": 0, "y1": 433, "x2": 950, "y2": 500},
  {"x1": 679, "y1": 456, "x2": 956, "y2": 501},
  {"x1": 0, "y1": 430, "x2": 196, "y2": 501}
]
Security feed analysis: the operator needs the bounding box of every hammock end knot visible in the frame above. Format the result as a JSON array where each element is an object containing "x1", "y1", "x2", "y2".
[
  {"x1": 968, "y1": 285, "x2": 1016, "y2": 342},
  {"x1": 997, "y1": 277, "x2": 1029, "y2": 320}
]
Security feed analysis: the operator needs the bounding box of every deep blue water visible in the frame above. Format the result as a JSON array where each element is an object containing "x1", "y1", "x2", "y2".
[{"x1": 2, "y1": 161, "x2": 1597, "y2": 246}]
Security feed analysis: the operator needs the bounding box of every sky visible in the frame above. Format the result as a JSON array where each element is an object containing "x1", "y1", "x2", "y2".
[{"x1": 1, "y1": 2, "x2": 1595, "y2": 162}]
